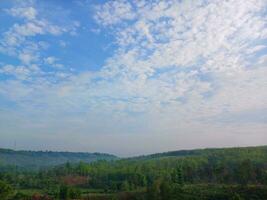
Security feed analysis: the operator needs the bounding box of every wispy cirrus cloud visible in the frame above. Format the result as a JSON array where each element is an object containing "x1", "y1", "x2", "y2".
[
  {"x1": 0, "y1": 1, "x2": 79, "y2": 68},
  {"x1": 0, "y1": 0, "x2": 266, "y2": 155},
  {"x1": 91, "y1": 0, "x2": 267, "y2": 120}
]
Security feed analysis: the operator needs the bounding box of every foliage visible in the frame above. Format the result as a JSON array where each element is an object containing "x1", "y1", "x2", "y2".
[
  {"x1": 0, "y1": 180, "x2": 13, "y2": 200},
  {"x1": 1, "y1": 146, "x2": 267, "y2": 199}
]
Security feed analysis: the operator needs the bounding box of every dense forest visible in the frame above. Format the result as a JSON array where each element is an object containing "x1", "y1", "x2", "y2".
[{"x1": 0, "y1": 146, "x2": 267, "y2": 200}]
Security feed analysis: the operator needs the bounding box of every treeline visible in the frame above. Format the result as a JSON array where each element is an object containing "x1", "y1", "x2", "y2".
[
  {"x1": 0, "y1": 148, "x2": 117, "y2": 170},
  {"x1": 0, "y1": 146, "x2": 267, "y2": 199},
  {"x1": 50, "y1": 146, "x2": 267, "y2": 187}
]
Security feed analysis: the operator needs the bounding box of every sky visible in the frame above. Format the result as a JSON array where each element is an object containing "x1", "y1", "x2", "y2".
[{"x1": 0, "y1": 0, "x2": 266, "y2": 157}]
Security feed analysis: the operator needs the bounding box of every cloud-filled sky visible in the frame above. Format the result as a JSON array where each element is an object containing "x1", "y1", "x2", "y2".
[{"x1": 0, "y1": 0, "x2": 266, "y2": 156}]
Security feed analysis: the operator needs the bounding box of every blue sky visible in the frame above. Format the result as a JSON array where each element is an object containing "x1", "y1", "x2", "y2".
[{"x1": 0, "y1": 0, "x2": 266, "y2": 156}]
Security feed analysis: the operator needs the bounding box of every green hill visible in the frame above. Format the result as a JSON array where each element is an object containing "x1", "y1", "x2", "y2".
[
  {"x1": 0, "y1": 148, "x2": 117, "y2": 170},
  {"x1": 132, "y1": 145, "x2": 267, "y2": 161},
  {"x1": 1, "y1": 146, "x2": 267, "y2": 199}
]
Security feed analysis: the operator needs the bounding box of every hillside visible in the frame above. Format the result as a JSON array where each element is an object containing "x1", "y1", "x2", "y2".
[
  {"x1": 1, "y1": 145, "x2": 266, "y2": 170},
  {"x1": 0, "y1": 148, "x2": 117, "y2": 170},
  {"x1": 1, "y1": 145, "x2": 267, "y2": 199},
  {"x1": 132, "y1": 145, "x2": 267, "y2": 160}
]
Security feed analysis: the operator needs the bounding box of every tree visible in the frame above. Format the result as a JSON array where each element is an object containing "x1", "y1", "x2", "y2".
[
  {"x1": 147, "y1": 180, "x2": 161, "y2": 200},
  {"x1": 121, "y1": 180, "x2": 130, "y2": 191},
  {"x1": 69, "y1": 187, "x2": 81, "y2": 199},
  {"x1": 0, "y1": 180, "x2": 13, "y2": 200},
  {"x1": 77, "y1": 161, "x2": 88, "y2": 176},
  {"x1": 141, "y1": 175, "x2": 148, "y2": 187},
  {"x1": 231, "y1": 193, "x2": 243, "y2": 200},
  {"x1": 237, "y1": 159, "x2": 254, "y2": 185},
  {"x1": 172, "y1": 166, "x2": 184, "y2": 185},
  {"x1": 59, "y1": 185, "x2": 70, "y2": 200},
  {"x1": 160, "y1": 181, "x2": 172, "y2": 200}
]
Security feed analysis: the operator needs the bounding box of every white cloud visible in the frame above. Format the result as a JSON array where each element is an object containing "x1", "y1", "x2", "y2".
[
  {"x1": 13, "y1": 22, "x2": 44, "y2": 36},
  {"x1": 0, "y1": 3, "x2": 79, "y2": 66},
  {"x1": 44, "y1": 56, "x2": 57, "y2": 65},
  {"x1": 87, "y1": 0, "x2": 267, "y2": 124},
  {"x1": 1, "y1": 0, "x2": 266, "y2": 121},
  {"x1": 19, "y1": 52, "x2": 37, "y2": 64},
  {"x1": 7, "y1": 7, "x2": 37, "y2": 20},
  {"x1": 94, "y1": 0, "x2": 136, "y2": 26},
  {"x1": 0, "y1": 65, "x2": 31, "y2": 80},
  {"x1": 0, "y1": 0, "x2": 266, "y2": 154},
  {"x1": 44, "y1": 56, "x2": 64, "y2": 69}
]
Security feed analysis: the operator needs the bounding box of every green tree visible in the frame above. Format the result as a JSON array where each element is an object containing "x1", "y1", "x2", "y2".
[
  {"x1": 141, "y1": 175, "x2": 148, "y2": 187},
  {"x1": 69, "y1": 187, "x2": 81, "y2": 199},
  {"x1": 147, "y1": 180, "x2": 161, "y2": 200},
  {"x1": 172, "y1": 166, "x2": 184, "y2": 185},
  {"x1": 0, "y1": 180, "x2": 13, "y2": 200},
  {"x1": 59, "y1": 185, "x2": 70, "y2": 200},
  {"x1": 160, "y1": 181, "x2": 172, "y2": 200},
  {"x1": 237, "y1": 159, "x2": 254, "y2": 185},
  {"x1": 231, "y1": 193, "x2": 243, "y2": 200},
  {"x1": 171, "y1": 183, "x2": 184, "y2": 200},
  {"x1": 121, "y1": 180, "x2": 130, "y2": 191}
]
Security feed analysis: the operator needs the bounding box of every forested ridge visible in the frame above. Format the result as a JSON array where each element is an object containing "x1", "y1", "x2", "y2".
[
  {"x1": 0, "y1": 145, "x2": 267, "y2": 199},
  {"x1": 129, "y1": 145, "x2": 267, "y2": 160},
  {"x1": 0, "y1": 148, "x2": 117, "y2": 170}
]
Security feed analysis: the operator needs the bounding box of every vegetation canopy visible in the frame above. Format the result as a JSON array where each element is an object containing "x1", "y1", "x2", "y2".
[{"x1": 0, "y1": 146, "x2": 267, "y2": 199}]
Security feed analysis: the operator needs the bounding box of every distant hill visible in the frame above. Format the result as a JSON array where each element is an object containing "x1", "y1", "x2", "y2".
[
  {"x1": 0, "y1": 148, "x2": 117, "y2": 170},
  {"x1": 130, "y1": 145, "x2": 267, "y2": 161},
  {"x1": 1, "y1": 145, "x2": 266, "y2": 171}
]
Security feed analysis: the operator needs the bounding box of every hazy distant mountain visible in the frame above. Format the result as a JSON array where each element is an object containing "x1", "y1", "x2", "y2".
[{"x1": 0, "y1": 148, "x2": 117, "y2": 170}]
